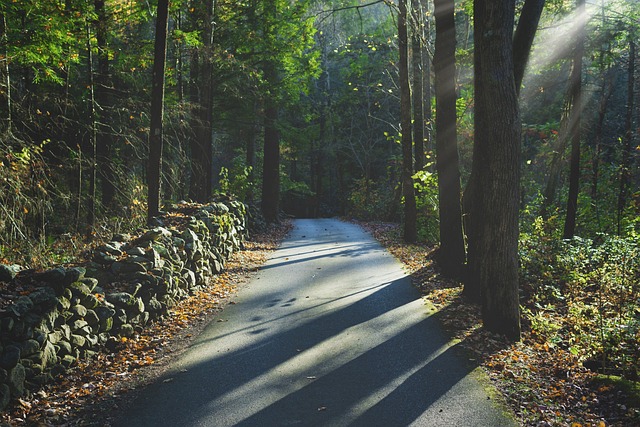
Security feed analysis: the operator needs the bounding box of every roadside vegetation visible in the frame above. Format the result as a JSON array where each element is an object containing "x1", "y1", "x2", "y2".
[{"x1": 361, "y1": 221, "x2": 639, "y2": 427}]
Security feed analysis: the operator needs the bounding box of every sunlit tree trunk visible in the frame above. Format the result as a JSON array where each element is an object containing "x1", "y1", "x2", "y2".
[
  {"x1": 470, "y1": 0, "x2": 521, "y2": 341},
  {"x1": 563, "y1": 0, "x2": 585, "y2": 239},
  {"x1": 433, "y1": 0, "x2": 465, "y2": 274},
  {"x1": 513, "y1": 0, "x2": 545, "y2": 95},
  {"x1": 147, "y1": 0, "x2": 169, "y2": 222},
  {"x1": 400, "y1": 0, "x2": 417, "y2": 242},
  {"x1": 421, "y1": 0, "x2": 433, "y2": 165}
]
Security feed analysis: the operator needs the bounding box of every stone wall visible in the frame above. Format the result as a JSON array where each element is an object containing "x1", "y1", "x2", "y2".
[{"x1": 0, "y1": 199, "x2": 247, "y2": 411}]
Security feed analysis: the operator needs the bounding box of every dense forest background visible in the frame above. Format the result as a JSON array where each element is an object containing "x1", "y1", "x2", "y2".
[{"x1": 0, "y1": 0, "x2": 638, "y2": 384}]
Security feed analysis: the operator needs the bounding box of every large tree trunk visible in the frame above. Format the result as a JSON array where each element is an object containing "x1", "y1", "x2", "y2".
[
  {"x1": 470, "y1": 0, "x2": 521, "y2": 341},
  {"x1": 433, "y1": 0, "x2": 465, "y2": 275},
  {"x1": 188, "y1": 0, "x2": 215, "y2": 203},
  {"x1": 399, "y1": 0, "x2": 417, "y2": 242},
  {"x1": 563, "y1": 0, "x2": 586, "y2": 239},
  {"x1": 147, "y1": 0, "x2": 169, "y2": 222}
]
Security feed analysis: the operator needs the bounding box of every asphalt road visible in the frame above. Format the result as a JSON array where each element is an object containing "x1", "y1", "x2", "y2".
[{"x1": 114, "y1": 218, "x2": 516, "y2": 427}]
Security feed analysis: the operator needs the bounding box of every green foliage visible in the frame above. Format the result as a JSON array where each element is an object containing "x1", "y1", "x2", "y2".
[
  {"x1": 347, "y1": 177, "x2": 393, "y2": 221},
  {"x1": 413, "y1": 169, "x2": 440, "y2": 243},
  {"x1": 520, "y1": 218, "x2": 640, "y2": 380},
  {"x1": 218, "y1": 164, "x2": 255, "y2": 203}
]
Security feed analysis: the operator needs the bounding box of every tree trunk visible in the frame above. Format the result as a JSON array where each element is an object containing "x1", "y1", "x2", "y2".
[
  {"x1": 188, "y1": 0, "x2": 215, "y2": 203},
  {"x1": 513, "y1": 0, "x2": 545, "y2": 95},
  {"x1": 399, "y1": 0, "x2": 417, "y2": 242},
  {"x1": 0, "y1": 11, "x2": 11, "y2": 134},
  {"x1": 563, "y1": 0, "x2": 585, "y2": 239},
  {"x1": 433, "y1": 0, "x2": 465, "y2": 275},
  {"x1": 261, "y1": 0, "x2": 280, "y2": 223},
  {"x1": 471, "y1": 0, "x2": 521, "y2": 341},
  {"x1": 147, "y1": 0, "x2": 169, "y2": 222},
  {"x1": 421, "y1": 0, "x2": 433, "y2": 168},
  {"x1": 411, "y1": 0, "x2": 425, "y2": 172},
  {"x1": 86, "y1": 22, "x2": 98, "y2": 235},
  {"x1": 94, "y1": 0, "x2": 116, "y2": 209},
  {"x1": 617, "y1": 38, "x2": 635, "y2": 235}
]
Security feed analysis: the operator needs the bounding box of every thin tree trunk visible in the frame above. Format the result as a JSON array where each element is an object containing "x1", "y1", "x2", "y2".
[
  {"x1": 86, "y1": 22, "x2": 98, "y2": 235},
  {"x1": 434, "y1": 0, "x2": 465, "y2": 275},
  {"x1": 147, "y1": 0, "x2": 170, "y2": 222},
  {"x1": 0, "y1": 11, "x2": 11, "y2": 134},
  {"x1": 411, "y1": 0, "x2": 425, "y2": 172},
  {"x1": 563, "y1": 0, "x2": 586, "y2": 239},
  {"x1": 617, "y1": 38, "x2": 635, "y2": 235},
  {"x1": 421, "y1": 0, "x2": 433, "y2": 167},
  {"x1": 94, "y1": 0, "x2": 116, "y2": 209},
  {"x1": 400, "y1": 0, "x2": 417, "y2": 242}
]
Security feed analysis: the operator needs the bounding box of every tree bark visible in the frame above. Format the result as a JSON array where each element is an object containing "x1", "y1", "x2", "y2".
[
  {"x1": 433, "y1": 0, "x2": 465, "y2": 274},
  {"x1": 411, "y1": 0, "x2": 425, "y2": 172},
  {"x1": 513, "y1": 0, "x2": 545, "y2": 95},
  {"x1": 563, "y1": 0, "x2": 585, "y2": 239},
  {"x1": 261, "y1": 0, "x2": 280, "y2": 223},
  {"x1": 86, "y1": 22, "x2": 98, "y2": 235},
  {"x1": 470, "y1": 0, "x2": 521, "y2": 341},
  {"x1": 147, "y1": 0, "x2": 169, "y2": 222},
  {"x1": 94, "y1": 0, "x2": 116, "y2": 209},
  {"x1": 399, "y1": 0, "x2": 417, "y2": 242},
  {"x1": 0, "y1": 11, "x2": 11, "y2": 134}
]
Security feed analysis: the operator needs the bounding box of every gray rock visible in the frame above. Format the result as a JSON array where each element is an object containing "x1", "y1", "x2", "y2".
[
  {"x1": 84, "y1": 309, "x2": 100, "y2": 327},
  {"x1": 60, "y1": 354, "x2": 76, "y2": 368},
  {"x1": 0, "y1": 264, "x2": 21, "y2": 282},
  {"x1": 0, "y1": 384, "x2": 10, "y2": 412},
  {"x1": 41, "y1": 341, "x2": 57, "y2": 368},
  {"x1": 56, "y1": 340, "x2": 72, "y2": 356},
  {"x1": 8, "y1": 296, "x2": 34, "y2": 318},
  {"x1": 64, "y1": 267, "x2": 86, "y2": 285},
  {"x1": 37, "y1": 267, "x2": 66, "y2": 284},
  {"x1": 107, "y1": 292, "x2": 134, "y2": 308},
  {"x1": 19, "y1": 340, "x2": 40, "y2": 357},
  {"x1": 28, "y1": 286, "x2": 58, "y2": 309},
  {"x1": 126, "y1": 247, "x2": 146, "y2": 257},
  {"x1": 111, "y1": 261, "x2": 147, "y2": 275},
  {"x1": 80, "y1": 277, "x2": 99, "y2": 292},
  {"x1": 119, "y1": 324, "x2": 135, "y2": 337},
  {"x1": 71, "y1": 304, "x2": 88, "y2": 318},
  {"x1": 8, "y1": 363, "x2": 25, "y2": 396},
  {"x1": 70, "y1": 334, "x2": 86, "y2": 347},
  {"x1": 0, "y1": 345, "x2": 21, "y2": 369}
]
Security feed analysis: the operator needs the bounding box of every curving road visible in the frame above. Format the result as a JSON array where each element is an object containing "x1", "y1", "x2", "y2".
[{"x1": 114, "y1": 219, "x2": 515, "y2": 427}]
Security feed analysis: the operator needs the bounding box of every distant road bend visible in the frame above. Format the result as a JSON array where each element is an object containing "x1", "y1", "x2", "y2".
[{"x1": 115, "y1": 218, "x2": 515, "y2": 427}]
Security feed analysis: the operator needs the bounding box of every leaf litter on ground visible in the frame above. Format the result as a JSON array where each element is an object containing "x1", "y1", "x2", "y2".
[
  {"x1": 0, "y1": 221, "x2": 292, "y2": 426},
  {"x1": 357, "y1": 220, "x2": 639, "y2": 427}
]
